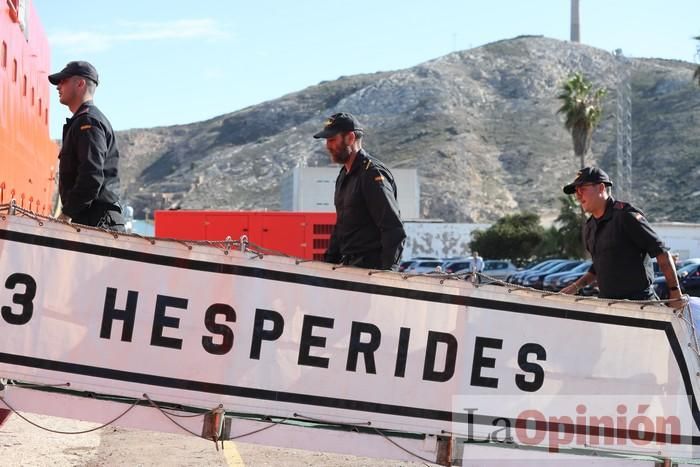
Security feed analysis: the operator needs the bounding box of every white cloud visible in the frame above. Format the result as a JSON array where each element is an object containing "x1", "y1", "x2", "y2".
[{"x1": 49, "y1": 19, "x2": 231, "y2": 53}]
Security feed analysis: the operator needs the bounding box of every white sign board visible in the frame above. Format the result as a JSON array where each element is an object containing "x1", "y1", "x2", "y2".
[{"x1": 1, "y1": 215, "x2": 699, "y2": 458}]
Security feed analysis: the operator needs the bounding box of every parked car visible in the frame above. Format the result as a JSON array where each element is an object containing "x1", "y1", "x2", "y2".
[
  {"x1": 522, "y1": 260, "x2": 584, "y2": 290},
  {"x1": 548, "y1": 270, "x2": 586, "y2": 292},
  {"x1": 507, "y1": 259, "x2": 567, "y2": 285},
  {"x1": 679, "y1": 258, "x2": 700, "y2": 269},
  {"x1": 404, "y1": 260, "x2": 445, "y2": 274},
  {"x1": 515, "y1": 259, "x2": 573, "y2": 286},
  {"x1": 542, "y1": 261, "x2": 591, "y2": 291},
  {"x1": 442, "y1": 256, "x2": 470, "y2": 263},
  {"x1": 443, "y1": 260, "x2": 473, "y2": 274},
  {"x1": 579, "y1": 284, "x2": 599, "y2": 296},
  {"x1": 481, "y1": 260, "x2": 518, "y2": 280},
  {"x1": 654, "y1": 263, "x2": 700, "y2": 299},
  {"x1": 681, "y1": 263, "x2": 700, "y2": 296},
  {"x1": 398, "y1": 260, "x2": 416, "y2": 272}
]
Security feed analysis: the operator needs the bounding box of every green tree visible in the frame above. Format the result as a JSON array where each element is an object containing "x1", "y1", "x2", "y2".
[
  {"x1": 530, "y1": 197, "x2": 587, "y2": 259},
  {"x1": 554, "y1": 195, "x2": 587, "y2": 258},
  {"x1": 532, "y1": 226, "x2": 562, "y2": 259},
  {"x1": 469, "y1": 213, "x2": 545, "y2": 265},
  {"x1": 470, "y1": 200, "x2": 587, "y2": 265},
  {"x1": 557, "y1": 73, "x2": 607, "y2": 168}
]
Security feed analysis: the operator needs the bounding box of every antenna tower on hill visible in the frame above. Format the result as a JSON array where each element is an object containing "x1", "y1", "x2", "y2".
[
  {"x1": 570, "y1": 0, "x2": 580, "y2": 42},
  {"x1": 614, "y1": 49, "x2": 633, "y2": 201}
]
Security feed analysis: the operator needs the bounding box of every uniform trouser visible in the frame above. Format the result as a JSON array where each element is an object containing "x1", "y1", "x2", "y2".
[
  {"x1": 602, "y1": 290, "x2": 658, "y2": 301},
  {"x1": 72, "y1": 202, "x2": 126, "y2": 232},
  {"x1": 341, "y1": 250, "x2": 384, "y2": 269}
]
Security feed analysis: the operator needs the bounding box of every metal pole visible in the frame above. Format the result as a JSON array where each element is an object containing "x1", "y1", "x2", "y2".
[{"x1": 570, "y1": 0, "x2": 580, "y2": 42}]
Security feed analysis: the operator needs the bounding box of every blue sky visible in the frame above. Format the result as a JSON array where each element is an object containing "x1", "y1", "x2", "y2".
[{"x1": 33, "y1": 0, "x2": 700, "y2": 139}]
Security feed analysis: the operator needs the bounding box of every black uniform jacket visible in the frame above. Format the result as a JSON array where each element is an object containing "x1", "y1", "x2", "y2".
[
  {"x1": 585, "y1": 197, "x2": 665, "y2": 300},
  {"x1": 325, "y1": 149, "x2": 406, "y2": 269},
  {"x1": 58, "y1": 100, "x2": 120, "y2": 223}
]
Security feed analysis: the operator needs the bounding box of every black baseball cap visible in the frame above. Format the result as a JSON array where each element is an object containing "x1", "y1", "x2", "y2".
[
  {"x1": 48, "y1": 61, "x2": 99, "y2": 85},
  {"x1": 563, "y1": 167, "x2": 613, "y2": 194},
  {"x1": 313, "y1": 112, "x2": 363, "y2": 139}
]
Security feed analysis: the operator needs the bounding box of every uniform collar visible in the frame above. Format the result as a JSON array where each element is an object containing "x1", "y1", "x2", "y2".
[
  {"x1": 67, "y1": 100, "x2": 94, "y2": 123},
  {"x1": 597, "y1": 197, "x2": 616, "y2": 222},
  {"x1": 345, "y1": 149, "x2": 366, "y2": 175},
  {"x1": 75, "y1": 100, "x2": 94, "y2": 114}
]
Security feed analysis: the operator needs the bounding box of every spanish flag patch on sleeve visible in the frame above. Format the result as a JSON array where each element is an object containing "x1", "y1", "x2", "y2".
[
  {"x1": 374, "y1": 175, "x2": 384, "y2": 182},
  {"x1": 80, "y1": 124, "x2": 92, "y2": 131}
]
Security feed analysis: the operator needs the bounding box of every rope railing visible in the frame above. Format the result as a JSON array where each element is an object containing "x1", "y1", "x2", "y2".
[
  {"x1": 0, "y1": 379, "x2": 437, "y2": 462},
  {"x1": 0, "y1": 202, "x2": 690, "y2": 313}
]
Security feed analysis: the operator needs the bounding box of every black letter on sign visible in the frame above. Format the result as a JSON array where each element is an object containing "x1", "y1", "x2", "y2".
[
  {"x1": 202, "y1": 303, "x2": 236, "y2": 355},
  {"x1": 394, "y1": 327, "x2": 411, "y2": 378},
  {"x1": 423, "y1": 331, "x2": 457, "y2": 382},
  {"x1": 515, "y1": 343, "x2": 546, "y2": 392},
  {"x1": 471, "y1": 336, "x2": 503, "y2": 389},
  {"x1": 298, "y1": 315, "x2": 334, "y2": 368},
  {"x1": 100, "y1": 287, "x2": 138, "y2": 342},
  {"x1": 346, "y1": 321, "x2": 381, "y2": 373},
  {"x1": 250, "y1": 308, "x2": 284, "y2": 359},
  {"x1": 151, "y1": 295, "x2": 188, "y2": 349},
  {"x1": 2, "y1": 273, "x2": 36, "y2": 325}
]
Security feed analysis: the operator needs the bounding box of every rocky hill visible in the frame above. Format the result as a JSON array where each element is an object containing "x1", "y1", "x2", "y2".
[{"x1": 117, "y1": 36, "x2": 700, "y2": 223}]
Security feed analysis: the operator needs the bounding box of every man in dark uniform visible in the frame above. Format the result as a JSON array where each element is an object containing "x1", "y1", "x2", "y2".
[
  {"x1": 560, "y1": 167, "x2": 682, "y2": 308},
  {"x1": 313, "y1": 112, "x2": 406, "y2": 270},
  {"x1": 49, "y1": 61, "x2": 124, "y2": 231}
]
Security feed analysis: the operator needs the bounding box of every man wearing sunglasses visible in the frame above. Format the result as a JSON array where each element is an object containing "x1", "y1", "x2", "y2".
[
  {"x1": 560, "y1": 167, "x2": 682, "y2": 307},
  {"x1": 313, "y1": 112, "x2": 405, "y2": 270}
]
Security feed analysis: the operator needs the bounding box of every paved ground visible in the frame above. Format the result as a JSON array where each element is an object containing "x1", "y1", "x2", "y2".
[{"x1": 0, "y1": 413, "x2": 433, "y2": 466}]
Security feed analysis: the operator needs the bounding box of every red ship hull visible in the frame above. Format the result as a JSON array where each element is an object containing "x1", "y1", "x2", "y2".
[{"x1": 1, "y1": 0, "x2": 58, "y2": 214}]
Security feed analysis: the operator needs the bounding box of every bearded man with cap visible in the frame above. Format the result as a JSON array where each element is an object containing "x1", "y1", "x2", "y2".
[
  {"x1": 560, "y1": 167, "x2": 682, "y2": 307},
  {"x1": 49, "y1": 61, "x2": 124, "y2": 231},
  {"x1": 314, "y1": 112, "x2": 406, "y2": 270}
]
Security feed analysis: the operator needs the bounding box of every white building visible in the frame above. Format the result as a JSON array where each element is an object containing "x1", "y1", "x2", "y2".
[
  {"x1": 402, "y1": 221, "x2": 491, "y2": 259},
  {"x1": 652, "y1": 222, "x2": 700, "y2": 259},
  {"x1": 280, "y1": 166, "x2": 420, "y2": 219},
  {"x1": 400, "y1": 221, "x2": 700, "y2": 261},
  {"x1": 279, "y1": 167, "x2": 700, "y2": 261}
]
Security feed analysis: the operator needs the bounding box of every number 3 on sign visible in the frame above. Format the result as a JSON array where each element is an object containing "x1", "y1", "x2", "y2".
[{"x1": 2, "y1": 273, "x2": 36, "y2": 325}]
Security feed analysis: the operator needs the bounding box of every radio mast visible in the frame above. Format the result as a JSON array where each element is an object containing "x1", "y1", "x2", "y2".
[
  {"x1": 570, "y1": 0, "x2": 580, "y2": 42},
  {"x1": 614, "y1": 49, "x2": 633, "y2": 201}
]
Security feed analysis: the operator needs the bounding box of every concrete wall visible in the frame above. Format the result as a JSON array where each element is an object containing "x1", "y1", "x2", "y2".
[
  {"x1": 403, "y1": 222, "x2": 491, "y2": 259},
  {"x1": 281, "y1": 166, "x2": 420, "y2": 219},
  {"x1": 401, "y1": 221, "x2": 700, "y2": 261},
  {"x1": 652, "y1": 223, "x2": 700, "y2": 259}
]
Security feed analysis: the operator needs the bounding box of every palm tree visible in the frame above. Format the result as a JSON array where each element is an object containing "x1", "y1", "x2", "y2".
[{"x1": 557, "y1": 73, "x2": 607, "y2": 168}]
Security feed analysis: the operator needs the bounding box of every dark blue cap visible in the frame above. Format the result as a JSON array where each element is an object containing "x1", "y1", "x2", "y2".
[
  {"x1": 313, "y1": 112, "x2": 363, "y2": 139},
  {"x1": 49, "y1": 61, "x2": 99, "y2": 85},
  {"x1": 563, "y1": 167, "x2": 613, "y2": 194}
]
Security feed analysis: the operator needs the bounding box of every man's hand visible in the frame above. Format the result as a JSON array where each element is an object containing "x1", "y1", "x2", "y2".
[
  {"x1": 656, "y1": 251, "x2": 685, "y2": 310},
  {"x1": 561, "y1": 271, "x2": 595, "y2": 296},
  {"x1": 667, "y1": 289, "x2": 686, "y2": 310},
  {"x1": 56, "y1": 212, "x2": 72, "y2": 224}
]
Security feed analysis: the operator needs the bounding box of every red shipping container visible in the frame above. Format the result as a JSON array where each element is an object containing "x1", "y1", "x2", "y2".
[{"x1": 154, "y1": 211, "x2": 336, "y2": 261}]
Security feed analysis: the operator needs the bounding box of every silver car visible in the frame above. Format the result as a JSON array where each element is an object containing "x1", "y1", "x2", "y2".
[{"x1": 481, "y1": 260, "x2": 519, "y2": 279}]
